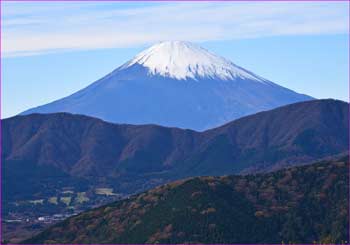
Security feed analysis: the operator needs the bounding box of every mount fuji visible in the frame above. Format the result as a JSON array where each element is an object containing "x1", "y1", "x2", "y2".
[{"x1": 22, "y1": 41, "x2": 313, "y2": 130}]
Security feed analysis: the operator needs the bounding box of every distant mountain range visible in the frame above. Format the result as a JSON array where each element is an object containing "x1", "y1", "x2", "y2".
[
  {"x1": 24, "y1": 155, "x2": 349, "y2": 244},
  {"x1": 3, "y1": 98, "x2": 348, "y2": 204},
  {"x1": 21, "y1": 41, "x2": 312, "y2": 131}
]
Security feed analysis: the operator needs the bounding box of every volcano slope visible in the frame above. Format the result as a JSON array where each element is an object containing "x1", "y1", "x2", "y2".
[{"x1": 21, "y1": 41, "x2": 312, "y2": 131}]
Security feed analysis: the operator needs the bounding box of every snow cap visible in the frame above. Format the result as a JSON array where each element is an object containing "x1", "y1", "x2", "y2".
[{"x1": 121, "y1": 41, "x2": 266, "y2": 82}]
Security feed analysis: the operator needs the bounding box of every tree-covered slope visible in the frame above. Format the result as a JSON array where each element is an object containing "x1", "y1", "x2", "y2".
[{"x1": 25, "y1": 155, "x2": 349, "y2": 244}]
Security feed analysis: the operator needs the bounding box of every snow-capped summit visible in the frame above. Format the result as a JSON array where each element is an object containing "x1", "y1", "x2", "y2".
[
  {"x1": 121, "y1": 41, "x2": 265, "y2": 82},
  {"x1": 21, "y1": 41, "x2": 313, "y2": 131}
]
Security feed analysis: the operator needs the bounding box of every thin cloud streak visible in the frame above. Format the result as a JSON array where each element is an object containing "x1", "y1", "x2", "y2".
[{"x1": 2, "y1": 2, "x2": 348, "y2": 57}]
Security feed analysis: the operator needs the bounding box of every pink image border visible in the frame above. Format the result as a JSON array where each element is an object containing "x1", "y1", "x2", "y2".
[{"x1": 0, "y1": 0, "x2": 348, "y2": 244}]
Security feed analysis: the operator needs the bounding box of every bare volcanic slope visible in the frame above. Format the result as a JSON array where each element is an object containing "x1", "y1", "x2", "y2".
[
  {"x1": 21, "y1": 41, "x2": 312, "y2": 131},
  {"x1": 24, "y1": 155, "x2": 349, "y2": 244},
  {"x1": 3, "y1": 99, "x2": 348, "y2": 200}
]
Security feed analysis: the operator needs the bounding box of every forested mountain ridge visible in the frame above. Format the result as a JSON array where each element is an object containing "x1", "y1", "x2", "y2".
[
  {"x1": 25, "y1": 155, "x2": 349, "y2": 244},
  {"x1": 3, "y1": 99, "x2": 348, "y2": 195}
]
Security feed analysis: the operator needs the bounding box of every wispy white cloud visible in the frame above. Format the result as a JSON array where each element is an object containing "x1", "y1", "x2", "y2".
[{"x1": 2, "y1": 1, "x2": 348, "y2": 57}]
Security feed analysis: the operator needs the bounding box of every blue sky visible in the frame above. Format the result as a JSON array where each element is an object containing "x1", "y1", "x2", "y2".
[{"x1": 2, "y1": 1, "x2": 349, "y2": 118}]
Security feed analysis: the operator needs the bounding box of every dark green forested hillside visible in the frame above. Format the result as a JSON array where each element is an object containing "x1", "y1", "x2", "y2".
[{"x1": 25, "y1": 155, "x2": 349, "y2": 244}]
